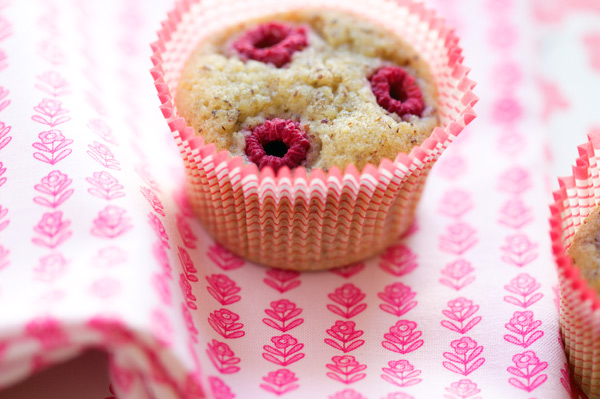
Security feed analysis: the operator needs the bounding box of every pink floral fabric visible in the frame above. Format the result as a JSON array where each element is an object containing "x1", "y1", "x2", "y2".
[{"x1": 0, "y1": 0, "x2": 594, "y2": 398}]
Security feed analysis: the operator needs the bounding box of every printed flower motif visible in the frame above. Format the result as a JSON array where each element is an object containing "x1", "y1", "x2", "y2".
[
  {"x1": 214, "y1": 309, "x2": 238, "y2": 326},
  {"x1": 209, "y1": 376, "x2": 235, "y2": 399},
  {"x1": 272, "y1": 334, "x2": 298, "y2": 349},
  {"x1": 448, "y1": 297, "x2": 473, "y2": 313},
  {"x1": 207, "y1": 339, "x2": 240, "y2": 374},
  {"x1": 512, "y1": 273, "x2": 537, "y2": 292},
  {"x1": 34, "y1": 253, "x2": 68, "y2": 282},
  {"x1": 512, "y1": 351, "x2": 539, "y2": 369},
  {"x1": 210, "y1": 339, "x2": 234, "y2": 357},
  {"x1": 378, "y1": 282, "x2": 417, "y2": 317},
  {"x1": 39, "y1": 129, "x2": 65, "y2": 144},
  {"x1": 41, "y1": 170, "x2": 67, "y2": 189},
  {"x1": 328, "y1": 283, "x2": 367, "y2": 318},
  {"x1": 263, "y1": 368, "x2": 298, "y2": 387},
  {"x1": 325, "y1": 320, "x2": 364, "y2": 353},
  {"x1": 446, "y1": 379, "x2": 480, "y2": 397},
  {"x1": 331, "y1": 320, "x2": 357, "y2": 337},
  {"x1": 390, "y1": 320, "x2": 417, "y2": 338},
  {"x1": 382, "y1": 393, "x2": 414, "y2": 399},
  {"x1": 388, "y1": 360, "x2": 414, "y2": 373},
  {"x1": 206, "y1": 274, "x2": 240, "y2": 306},
  {"x1": 510, "y1": 311, "x2": 533, "y2": 327},
  {"x1": 32, "y1": 211, "x2": 71, "y2": 248},
  {"x1": 451, "y1": 337, "x2": 477, "y2": 355},
  {"x1": 329, "y1": 389, "x2": 367, "y2": 399},
  {"x1": 271, "y1": 299, "x2": 296, "y2": 313},
  {"x1": 209, "y1": 308, "x2": 245, "y2": 339},
  {"x1": 149, "y1": 212, "x2": 169, "y2": 247},
  {"x1": 177, "y1": 214, "x2": 197, "y2": 248},
  {"x1": 34, "y1": 98, "x2": 66, "y2": 117},
  {"x1": 25, "y1": 317, "x2": 69, "y2": 350},
  {"x1": 86, "y1": 171, "x2": 125, "y2": 200},
  {"x1": 91, "y1": 205, "x2": 133, "y2": 239},
  {"x1": 381, "y1": 359, "x2": 422, "y2": 388},
  {"x1": 332, "y1": 355, "x2": 359, "y2": 368},
  {"x1": 38, "y1": 71, "x2": 67, "y2": 89},
  {"x1": 264, "y1": 268, "x2": 301, "y2": 293},
  {"x1": 88, "y1": 141, "x2": 120, "y2": 170}
]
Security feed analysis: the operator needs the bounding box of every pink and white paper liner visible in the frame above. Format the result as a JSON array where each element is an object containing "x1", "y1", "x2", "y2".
[
  {"x1": 551, "y1": 131, "x2": 600, "y2": 399},
  {"x1": 151, "y1": 0, "x2": 477, "y2": 270}
]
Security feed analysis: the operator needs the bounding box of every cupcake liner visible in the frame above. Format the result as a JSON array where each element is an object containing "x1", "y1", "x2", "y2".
[
  {"x1": 550, "y1": 131, "x2": 600, "y2": 398},
  {"x1": 151, "y1": 0, "x2": 477, "y2": 271}
]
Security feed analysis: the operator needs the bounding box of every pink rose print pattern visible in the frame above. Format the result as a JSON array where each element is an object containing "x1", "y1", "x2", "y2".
[
  {"x1": 504, "y1": 311, "x2": 544, "y2": 348},
  {"x1": 438, "y1": 189, "x2": 473, "y2": 218},
  {"x1": 504, "y1": 273, "x2": 543, "y2": 308},
  {"x1": 35, "y1": 71, "x2": 70, "y2": 97},
  {"x1": 86, "y1": 171, "x2": 125, "y2": 200},
  {"x1": 0, "y1": 121, "x2": 11, "y2": 151},
  {"x1": 0, "y1": 204, "x2": 8, "y2": 232},
  {"x1": 153, "y1": 241, "x2": 171, "y2": 275},
  {"x1": 180, "y1": 273, "x2": 197, "y2": 309},
  {"x1": 32, "y1": 130, "x2": 73, "y2": 165},
  {"x1": 88, "y1": 119, "x2": 118, "y2": 145},
  {"x1": 149, "y1": 212, "x2": 169, "y2": 248},
  {"x1": 91, "y1": 205, "x2": 133, "y2": 239},
  {"x1": 141, "y1": 186, "x2": 165, "y2": 217},
  {"x1": 379, "y1": 244, "x2": 418, "y2": 276},
  {"x1": 560, "y1": 362, "x2": 572, "y2": 395},
  {"x1": 25, "y1": 316, "x2": 69, "y2": 350},
  {"x1": 33, "y1": 170, "x2": 73, "y2": 208},
  {"x1": 498, "y1": 198, "x2": 533, "y2": 229},
  {"x1": 435, "y1": 155, "x2": 467, "y2": 180},
  {"x1": 500, "y1": 234, "x2": 538, "y2": 267},
  {"x1": 208, "y1": 243, "x2": 245, "y2": 270},
  {"x1": 87, "y1": 316, "x2": 133, "y2": 345},
  {"x1": 206, "y1": 274, "x2": 241, "y2": 306},
  {"x1": 178, "y1": 246, "x2": 197, "y2": 280},
  {"x1": 209, "y1": 309, "x2": 245, "y2": 339},
  {"x1": 382, "y1": 320, "x2": 423, "y2": 354},
  {"x1": 32, "y1": 98, "x2": 70, "y2": 127},
  {"x1": 325, "y1": 321, "x2": 365, "y2": 353},
  {"x1": 33, "y1": 253, "x2": 68, "y2": 282},
  {"x1": 439, "y1": 259, "x2": 476, "y2": 291},
  {"x1": 93, "y1": 246, "x2": 127, "y2": 268},
  {"x1": 326, "y1": 355, "x2": 367, "y2": 385},
  {"x1": 90, "y1": 277, "x2": 121, "y2": 298},
  {"x1": 182, "y1": 305, "x2": 199, "y2": 343},
  {"x1": 0, "y1": 245, "x2": 9, "y2": 270},
  {"x1": 498, "y1": 167, "x2": 531, "y2": 194},
  {"x1": 381, "y1": 359, "x2": 422, "y2": 388},
  {"x1": 177, "y1": 214, "x2": 197, "y2": 249},
  {"x1": 207, "y1": 339, "x2": 241, "y2": 374},
  {"x1": 381, "y1": 393, "x2": 414, "y2": 399},
  {"x1": 209, "y1": 375, "x2": 236, "y2": 399},
  {"x1": 32, "y1": 211, "x2": 71, "y2": 248},
  {"x1": 441, "y1": 298, "x2": 481, "y2": 335},
  {"x1": 378, "y1": 282, "x2": 417, "y2": 317},
  {"x1": 264, "y1": 268, "x2": 301, "y2": 293},
  {"x1": 263, "y1": 334, "x2": 305, "y2": 366},
  {"x1": 151, "y1": 309, "x2": 173, "y2": 347},
  {"x1": 491, "y1": 96, "x2": 522, "y2": 124},
  {"x1": 0, "y1": 86, "x2": 9, "y2": 113},
  {"x1": 329, "y1": 389, "x2": 366, "y2": 399},
  {"x1": 260, "y1": 368, "x2": 299, "y2": 396},
  {"x1": 443, "y1": 337, "x2": 485, "y2": 376},
  {"x1": 88, "y1": 141, "x2": 121, "y2": 170},
  {"x1": 135, "y1": 163, "x2": 160, "y2": 192},
  {"x1": 330, "y1": 263, "x2": 365, "y2": 279},
  {"x1": 444, "y1": 379, "x2": 481, "y2": 399},
  {"x1": 38, "y1": 41, "x2": 65, "y2": 65},
  {"x1": 327, "y1": 283, "x2": 367, "y2": 319},
  {"x1": 0, "y1": 163, "x2": 5, "y2": 188},
  {"x1": 507, "y1": 350, "x2": 548, "y2": 392},
  {"x1": 263, "y1": 299, "x2": 303, "y2": 332},
  {"x1": 536, "y1": 76, "x2": 570, "y2": 121},
  {"x1": 439, "y1": 222, "x2": 478, "y2": 255}
]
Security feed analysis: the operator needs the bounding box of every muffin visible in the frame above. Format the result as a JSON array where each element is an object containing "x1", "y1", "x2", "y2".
[
  {"x1": 152, "y1": 0, "x2": 477, "y2": 270},
  {"x1": 550, "y1": 132, "x2": 600, "y2": 398},
  {"x1": 175, "y1": 10, "x2": 439, "y2": 172}
]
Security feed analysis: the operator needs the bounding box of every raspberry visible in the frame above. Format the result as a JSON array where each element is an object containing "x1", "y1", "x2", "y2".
[
  {"x1": 245, "y1": 119, "x2": 310, "y2": 172},
  {"x1": 369, "y1": 66, "x2": 425, "y2": 117},
  {"x1": 233, "y1": 22, "x2": 308, "y2": 68}
]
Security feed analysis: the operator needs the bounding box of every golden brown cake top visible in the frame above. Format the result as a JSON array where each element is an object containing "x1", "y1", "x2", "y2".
[
  {"x1": 568, "y1": 205, "x2": 600, "y2": 292},
  {"x1": 175, "y1": 9, "x2": 438, "y2": 172}
]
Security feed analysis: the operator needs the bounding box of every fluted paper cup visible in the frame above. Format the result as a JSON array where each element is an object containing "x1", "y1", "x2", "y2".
[
  {"x1": 151, "y1": 0, "x2": 477, "y2": 271},
  {"x1": 550, "y1": 131, "x2": 600, "y2": 398}
]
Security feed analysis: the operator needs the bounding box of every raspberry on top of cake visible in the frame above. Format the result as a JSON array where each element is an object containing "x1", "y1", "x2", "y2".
[{"x1": 175, "y1": 10, "x2": 438, "y2": 172}]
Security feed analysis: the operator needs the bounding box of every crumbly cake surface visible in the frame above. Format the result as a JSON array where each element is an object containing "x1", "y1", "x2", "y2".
[
  {"x1": 568, "y1": 205, "x2": 600, "y2": 291},
  {"x1": 175, "y1": 9, "x2": 439, "y2": 171}
]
